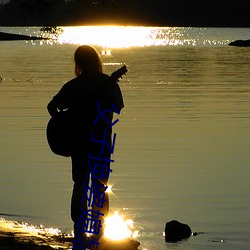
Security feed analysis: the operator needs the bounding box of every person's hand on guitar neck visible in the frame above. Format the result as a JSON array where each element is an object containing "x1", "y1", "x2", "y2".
[{"x1": 47, "y1": 99, "x2": 64, "y2": 117}]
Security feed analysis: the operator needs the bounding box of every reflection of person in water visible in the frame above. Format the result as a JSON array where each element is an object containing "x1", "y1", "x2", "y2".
[{"x1": 47, "y1": 45, "x2": 124, "y2": 238}]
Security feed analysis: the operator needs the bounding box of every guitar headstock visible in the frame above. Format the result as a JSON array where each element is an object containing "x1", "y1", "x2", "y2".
[{"x1": 111, "y1": 65, "x2": 128, "y2": 82}]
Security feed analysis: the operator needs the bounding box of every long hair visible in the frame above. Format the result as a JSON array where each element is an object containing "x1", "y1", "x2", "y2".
[{"x1": 74, "y1": 45, "x2": 103, "y2": 76}]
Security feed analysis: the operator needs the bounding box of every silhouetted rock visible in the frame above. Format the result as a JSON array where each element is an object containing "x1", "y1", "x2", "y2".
[
  {"x1": 229, "y1": 39, "x2": 250, "y2": 47},
  {"x1": 164, "y1": 220, "x2": 192, "y2": 242},
  {"x1": 0, "y1": 31, "x2": 45, "y2": 41}
]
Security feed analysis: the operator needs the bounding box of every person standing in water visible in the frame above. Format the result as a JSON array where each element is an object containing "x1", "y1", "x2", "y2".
[{"x1": 47, "y1": 45, "x2": 124, "y2": 239}]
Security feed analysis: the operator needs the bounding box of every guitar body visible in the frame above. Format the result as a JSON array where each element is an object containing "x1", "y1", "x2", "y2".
[
  {"x1": 46, "y1": 65, "x2": 127, "y2": 157},
  {"x1": 46, "y1": 110, "x2": 73, "y2": 157}
]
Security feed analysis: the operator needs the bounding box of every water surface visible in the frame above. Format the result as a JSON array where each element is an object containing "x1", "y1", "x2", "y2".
[{"x1": 0, "y1": 27, "x2": 250, "y2": 250}]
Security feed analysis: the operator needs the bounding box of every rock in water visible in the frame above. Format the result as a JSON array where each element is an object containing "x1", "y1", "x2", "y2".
[
  {"x1": 164, "y1": 220, "x2": 192, "y2": 242},
  {"x1": 228, "y1": 39, "x2": 250, "y2": 47}
]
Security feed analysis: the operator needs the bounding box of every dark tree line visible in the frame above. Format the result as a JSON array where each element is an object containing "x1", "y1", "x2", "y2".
[
  {"x1": 8, "y1": 0, "x2": 63, "y2": 14},
  {"x1": 0, "y1": 0, "x2": 250, "y2": 26},
  {"x1": 0, "y1": 0, "x2": 129, "y2": 26}
]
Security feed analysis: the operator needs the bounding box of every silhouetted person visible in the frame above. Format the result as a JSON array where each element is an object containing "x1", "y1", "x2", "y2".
[{"x1": 47, "y1": 45, "x2": 124, "y2": 239}]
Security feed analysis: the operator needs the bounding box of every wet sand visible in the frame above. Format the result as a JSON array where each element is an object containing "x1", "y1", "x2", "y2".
[
  {"x1": 0, "y1": 233, "x2": 54, "y2": 250},
  {"x1": 0, "y1": 219, "x2": 140, "y2": 250},
  {"x1": 0, "y1": 218, "x2": 71, "y2": 249}
]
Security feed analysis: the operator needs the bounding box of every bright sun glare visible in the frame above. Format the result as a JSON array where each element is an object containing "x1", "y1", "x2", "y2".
[
  {"x1": 93, "y1": 185, "x2": 139, "y2": 241},
  {"x1": 57, "y1": 26, "x2": 153, "y2": 48},
  {"x1": 104, "y1": 211, "x2": 138, "y2": 241}
]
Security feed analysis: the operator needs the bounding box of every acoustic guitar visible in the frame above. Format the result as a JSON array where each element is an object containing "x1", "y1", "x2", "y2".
[{"x1": 46, "y1": 65, "x2": 127, "y2": 157}]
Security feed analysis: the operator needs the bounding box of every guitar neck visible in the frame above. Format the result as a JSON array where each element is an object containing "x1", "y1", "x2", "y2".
[{"x1": 110, "y1": 65, "x2": 128, "y2": 82}]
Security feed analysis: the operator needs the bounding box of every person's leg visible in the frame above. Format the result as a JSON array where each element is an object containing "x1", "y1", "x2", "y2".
[
  {"x1": 71, "y1": 180, "x2": 89, "y2": 236},
  {"x1": 91, "y1": 170, "x2": 110, "y2": 237},
  {"x1": 92, "y1": 179, "x2": 109, "y2": 224},
  {"x1": 71, "y1": 149, "x2": 90, "y2": 237}
]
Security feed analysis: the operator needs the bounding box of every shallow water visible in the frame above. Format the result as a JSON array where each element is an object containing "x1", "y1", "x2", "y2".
[{"x1": 0, "y1": 27, "x2": 250, "y2": 250}]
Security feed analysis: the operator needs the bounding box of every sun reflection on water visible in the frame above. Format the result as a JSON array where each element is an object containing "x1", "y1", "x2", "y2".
[
  {"x1": 57, "y1": 26, "x2": 155, "y2": 48},
  {"x1": 104, "y1": 211, "x2": 139, "y2": 241},
  {"x1": 54, "y1": 26, "x2": 232, "y2": 48},
  {"x1": 57, "y1": 26, "x2": 219, "y2": 48}
]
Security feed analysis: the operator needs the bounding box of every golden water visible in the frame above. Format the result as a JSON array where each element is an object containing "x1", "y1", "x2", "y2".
[{"x1": 0, "y1": 26, "x2": 250, "y2": 249}]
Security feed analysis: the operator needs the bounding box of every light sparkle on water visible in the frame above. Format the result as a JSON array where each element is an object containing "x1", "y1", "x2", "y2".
[
  {"x1": 104, "y1": 211, "x2": 139, "y2": 241},
  {"x1": 55, "y1": 26, "x2": 230, "y2": 48},
  {"x1": 56, "y1": 26, "x2": 196, "y2": 48}
]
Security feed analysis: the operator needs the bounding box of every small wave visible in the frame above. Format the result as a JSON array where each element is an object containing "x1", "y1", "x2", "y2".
[{"x1": 0, "y1": 212, "x2": 31, "y2": 218}]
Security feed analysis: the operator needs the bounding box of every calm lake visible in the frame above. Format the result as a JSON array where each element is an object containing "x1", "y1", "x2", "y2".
[{"x1": 0, "y1": 26, "x2": 250, "y2": 250}]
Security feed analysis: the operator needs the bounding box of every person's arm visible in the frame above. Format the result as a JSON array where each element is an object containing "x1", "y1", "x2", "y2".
[
  {"x1": 47, "y1": 99, "x2": 58, "y2": 117},
  {"x1": 47, "y1": 80, "x2": 74, "y2": 116}
]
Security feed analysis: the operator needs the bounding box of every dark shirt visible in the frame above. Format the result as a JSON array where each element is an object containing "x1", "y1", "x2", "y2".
[{"x1": 49, "y1": 73, "x2": 124, "y2": 151}]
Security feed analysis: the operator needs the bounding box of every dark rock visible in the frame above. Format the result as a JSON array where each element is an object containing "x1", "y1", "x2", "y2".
[
  {"x1": 0, "y1": 31, "x2": 45, "y2": 41},
  {"x1": 228, "y1": 39, "x2": 250, "y2": 47},
  {"x1": 164, "y1": 220, "x2": 192, "y2": 242},
  {"x1": 192, "y1": 232, "x2": 204, "y2": 236}
]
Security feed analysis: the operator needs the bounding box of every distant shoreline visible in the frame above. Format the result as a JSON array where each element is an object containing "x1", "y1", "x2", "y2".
[{"x1": 0, "y1": 31, "x2": 45, "y2": 41}]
